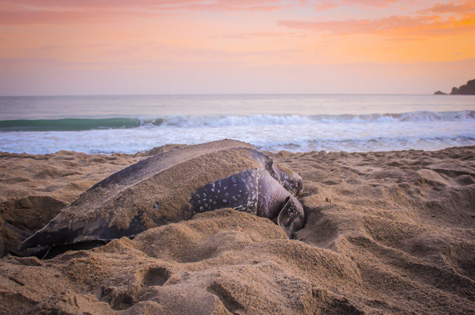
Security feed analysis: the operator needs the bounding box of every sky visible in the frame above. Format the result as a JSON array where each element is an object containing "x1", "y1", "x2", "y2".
[{"x1": 0, "y1": 0, "x2": 474, "y2": 95}]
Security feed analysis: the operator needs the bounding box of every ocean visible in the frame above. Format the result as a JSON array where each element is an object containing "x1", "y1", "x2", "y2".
[{"x1": 0, "y1": 94, "x2": 474, "y2": 154}]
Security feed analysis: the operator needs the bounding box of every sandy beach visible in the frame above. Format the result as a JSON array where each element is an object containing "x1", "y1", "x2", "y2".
[{"x1": 0, "y1": 144, "x2": 474, "y2": 314}]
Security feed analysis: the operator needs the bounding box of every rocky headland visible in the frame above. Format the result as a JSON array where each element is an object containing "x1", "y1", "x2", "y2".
[{"x1": 435, "y1": 78, "x2": 475, "y2": 95}]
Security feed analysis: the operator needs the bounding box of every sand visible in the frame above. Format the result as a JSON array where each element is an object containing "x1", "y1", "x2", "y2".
[{"x1": 0, "y1": 144, "x2": 474, "y2": 314}]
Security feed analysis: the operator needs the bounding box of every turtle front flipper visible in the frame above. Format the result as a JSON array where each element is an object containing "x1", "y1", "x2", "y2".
[
  {"x1": 256, "y1": 171, "x2": 305, "y2": 238},
  {"x1": 189, "y1": 169, "x2": 260, "y2": 216},
  {"x1": 276, "y1": 196, "x2": 305, "y2": 238}
]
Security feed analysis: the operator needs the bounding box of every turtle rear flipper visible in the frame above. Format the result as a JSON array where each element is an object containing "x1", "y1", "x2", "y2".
[{"x1": 18, "y1": 212, "x2": 146, "y2": 258}]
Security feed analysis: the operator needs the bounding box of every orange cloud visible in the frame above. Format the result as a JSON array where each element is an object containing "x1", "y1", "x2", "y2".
[
  {"x1": 279, "y1": 4, "x2": 475, "y2": 37},
  {"x1": 279, "y1": 15, "x2": 439, "y2": 35},
  {"x1": 312, "y1": 0, "x2": 413, "y2": 11},
  {"x1": 419, "y1": 0, "x2": 475, "y2": 14}
]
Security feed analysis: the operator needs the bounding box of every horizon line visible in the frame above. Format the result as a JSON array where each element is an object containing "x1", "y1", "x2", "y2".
[{"x1": 0, "y1": 92, "x2": 452, "y2": 97}]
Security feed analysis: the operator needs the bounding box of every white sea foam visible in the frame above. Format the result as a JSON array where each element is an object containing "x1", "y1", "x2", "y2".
[
  {"x1": 1, "y1": 95, "x2": 474, "y2": 154},
  {"x1": 134, "y1": 110, "x2": 475, "y2": 129},
  {"x1": 1, "y1": 118, "x2": 474, "y2": 154}
]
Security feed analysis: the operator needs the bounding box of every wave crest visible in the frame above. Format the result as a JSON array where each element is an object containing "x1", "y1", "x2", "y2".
[{"x1": 1, "y1": 110, "x2": 474, "y2": 132}]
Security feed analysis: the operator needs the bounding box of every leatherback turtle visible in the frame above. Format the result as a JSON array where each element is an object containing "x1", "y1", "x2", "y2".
[{"x1": 19, "y1": 140, "x2": 304, "y2": 257}]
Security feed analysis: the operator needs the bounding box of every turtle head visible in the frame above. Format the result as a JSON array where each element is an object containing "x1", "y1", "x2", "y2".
[
  {"x1": 248, "y1": 149, "x2": 303, "y2": 196},
  {"x1": 274, "y1": 165, "x2": 303, "y2": 197},
  {"x1": 277, "y1": 196, "x2": 305, "y2": 238}
]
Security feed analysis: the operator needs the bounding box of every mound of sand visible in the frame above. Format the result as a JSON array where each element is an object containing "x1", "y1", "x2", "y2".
[{"x1": 1, "y1": 145, "x2": 474, "y2": 314}]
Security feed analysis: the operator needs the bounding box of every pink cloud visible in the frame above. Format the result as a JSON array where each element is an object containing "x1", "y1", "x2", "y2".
[
  {"x1": 312, "y1": 1, "x2": 340, "y2": 11},
  {"x1": 0, "y1": 9, "x2": 160, "y2": 25},
  {"x1": 212, "y1": 32, "x2": 301, "y2": 40},
  {"x1": 0, "y1": 0, "x2": 293, "y2": 25},
  {"x1": 1, "y1": 0, "x2": 287, "y2": 11},
  {"x1": 338, "y1": 0, "x2": 399, "y2": 7},
  {"x1": 185, "y1": 0, "x2": 285, "y2": 11},
  {"x1": 312, "y1": 0, "x2": 404, "y2": 11}
]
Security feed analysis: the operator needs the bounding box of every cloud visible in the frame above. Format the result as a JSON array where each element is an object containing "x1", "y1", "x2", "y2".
[
  {"x1": 0, "y1": 0, "x2": 288, "y2": 12},
  {"x1": 312, "y1": 1, "x2": 340, "y2": 11},
  {"x1": 339, "y1": 0, "x2": 399, "y2": 6},
  {"x1": 418, "y1": 0, "x2": 475, "y2": 14},
  {"x1": 278, "y1": 15, "x2": 440, "y2": 34},
  {"x1": 211, "y1": 32, "x2": 301, "y2": 40},
  {"x1": 279, "y1": 1, "x2": 475, "y2": 37},
  {"x1": 0, "y1": 9, "x2": 142, "y2": 25},
  {"x1": 0, "y1": 0, "x2": 296, "y2": 25},
  {"x1": 312, "y1": 0, "x2": 408, "y2": 11}
]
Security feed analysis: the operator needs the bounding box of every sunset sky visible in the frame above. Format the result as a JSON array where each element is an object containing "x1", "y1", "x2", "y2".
[{"x1": 1, "y1": 0, "x2": 474, "y2": 95}]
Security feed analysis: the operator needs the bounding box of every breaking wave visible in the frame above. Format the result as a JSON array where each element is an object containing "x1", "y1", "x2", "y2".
[{"x1": 1, "y1": 110, "x2": 474, "y2": 132}]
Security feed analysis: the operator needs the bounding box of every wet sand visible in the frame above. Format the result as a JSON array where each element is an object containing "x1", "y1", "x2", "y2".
[{"x1": 1, "y1": 144, "x2": 474, "y2": 314}]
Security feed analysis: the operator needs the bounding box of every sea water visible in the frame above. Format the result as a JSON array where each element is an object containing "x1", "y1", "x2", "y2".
[{"x1": 0, "y1": 94, "x2": 474, "y2": 154}]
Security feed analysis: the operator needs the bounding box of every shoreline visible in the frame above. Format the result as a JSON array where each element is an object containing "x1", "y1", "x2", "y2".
[
  {"x1": 1, "y1": 143, "x2": 474, "y2": 314},
  {"x1": 2, "y1": 142, "x2": 475, "y2": 156}
]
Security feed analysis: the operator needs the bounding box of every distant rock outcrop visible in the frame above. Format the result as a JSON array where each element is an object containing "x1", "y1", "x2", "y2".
[
  {"x1": 451, "y1": 79, "x2": 475, "y2": 94},
  {"x1": 435, "y1": 78, "x2": 475, "y2": 95}
]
